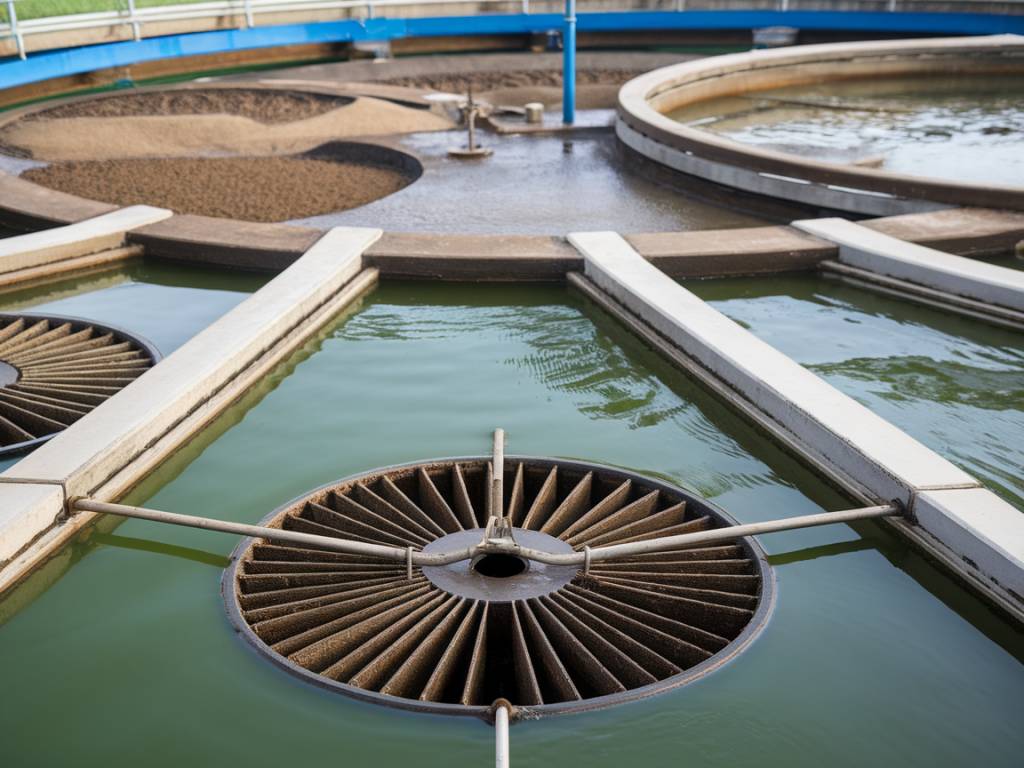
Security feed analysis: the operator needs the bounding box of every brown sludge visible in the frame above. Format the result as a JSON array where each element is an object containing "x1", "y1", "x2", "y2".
[
  {"x1": 2, "y1": 97, "x2": 452, "y2": 161},
  {"x1": 383, "y1": 68, "x2": 638, "y2": 92},
  {"x1": 23, "y1": 156, "x2": 414, "y2": 222},
  {"x1": 24, "y1": 89, "x2": 351, "y2": 124}
]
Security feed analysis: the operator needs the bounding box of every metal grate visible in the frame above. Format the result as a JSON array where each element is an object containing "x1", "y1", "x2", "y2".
[
  {"x1": 0, "y1": 313, "x2": 160, "y2": 456},
  {"x1": 224, "y1": 458, "x2": 774, "y2": 718}
]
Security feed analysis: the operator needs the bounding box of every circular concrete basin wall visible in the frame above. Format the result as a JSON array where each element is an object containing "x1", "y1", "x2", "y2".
[{"x1": 617, "y1": 35, "x2": 1024, "y2": 215}]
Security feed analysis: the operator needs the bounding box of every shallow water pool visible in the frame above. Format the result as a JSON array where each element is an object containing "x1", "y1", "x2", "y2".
[
  {"x1": 668, "y1": 75, "x2": 1024, "y2": 188},
  {"x1": 294, "y1": 129, "x2": 766, "y2": 234},
  {"x1": 0, "y1": 281, "x2": 1019, "y2": 768},
  {"x1": 686, "y1": 273, "x2": 1024, "y2": 511},
  {"x1": 0, "y1": 259, "x2": 266, "y2": 470}
]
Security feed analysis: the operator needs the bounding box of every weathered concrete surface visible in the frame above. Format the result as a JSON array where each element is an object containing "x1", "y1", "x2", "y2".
[
  {"x1": 914, "y1": 488, "x2": 1024, "y2": 604},
  {"x1": 570, "y1": 230, "x2": 978, "y2": 504},
  {"x1": 616, "y1": 119, "x2": 946, "y2": 218},
  {"x1": 367, "y1": 233, "x2": 579, "y2": 280},
  {"x1": 570, "y1": 230, "x2": 1024, "y2": 618},
  {"x1": 628, "y1": 225, "x2": 834, "y2": 276},
  {"x1": 129, "y1": 214, "x2": 322, "y2": 271},
  {"x1": 0, "y1": 245, "x2": 140, "y2": 289},
  {"x1": 794, "y1": 217, "x2": 1024, "y2": 312},
  {"x1": 0, "y1": 484, "x2": 64, "y2": 564},
  {"x1": 0, "y1": 205, "x2": 171, "y2": 273},
  {"x1": 0, "y1": 226, "x2": 381, "y2": 572},
  {"x1": 866, "y1": 207, "x2": 1024, "y2": 257},
  {"x1": 618, "y1": 35, "x2": 1024, "y2": 212},
  {"x1": 0, "y1": 171, "x2": 116, "y2": 230}
]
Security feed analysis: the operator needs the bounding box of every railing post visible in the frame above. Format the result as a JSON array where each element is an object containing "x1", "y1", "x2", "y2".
[
  {"x1": 126, "y1": 0, "x2": 141, "y2": 41},
  {"x1": 562, "y1": 0, "x2": 576, "y2": 125},
  {"x1": 243, "y1": 0, "x2": 254, "y2": 28},
  {"x1": 6, "y1": 0, "x2": 25, "y2": 60}
]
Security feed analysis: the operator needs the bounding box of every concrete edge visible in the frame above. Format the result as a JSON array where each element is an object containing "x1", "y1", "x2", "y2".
[
  {"x1": 793, "y1": 217, "x2": 1024, "y2": 313},
  {"x1": 567, "y1": 230, "x2": 1024, "y2": 617},
  {"x1": 616, "y1": 34, "x2": 1024, "y2": 212},
  {"x1": 0, "y1": 225, "x2": 381, "y2": 567},
  {"x1": 0, "y1": 268, "x2": 380, "y2": 596},
  {"x1": 913, "y1": 488, "x2": 1024, "y2": 604},
  {"x1": 0, "y1": 205, "x2": 172, "y2": 274}
]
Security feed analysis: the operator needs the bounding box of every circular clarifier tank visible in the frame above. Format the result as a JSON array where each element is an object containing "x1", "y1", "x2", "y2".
[
  {"x1": 224, "y1": 457, "x2": 774, "y2": 718},
  {"x1": 668, "y1": 74, "x2": 1024, "y2": 188},
  {"x1": 0, "y1": 312, "x2": 160, "y2": 455}
]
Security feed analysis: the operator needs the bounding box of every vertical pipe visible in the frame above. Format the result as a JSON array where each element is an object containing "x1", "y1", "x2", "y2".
[
  {"x1": 562, "y1": 0, "x2": 576, "y2": 125},
  {"x1": 7, "y1": 0, "x2": 25, "y2": 60},
  {"x1": 126, "y1": 0, "x2": 141, "y2": 41},
  {"x1": 494, "y1": 704, "x2": 510, "y2": 768},
  {"x1": 492, "y1": 428, "x2": 505, "y2": 523}
]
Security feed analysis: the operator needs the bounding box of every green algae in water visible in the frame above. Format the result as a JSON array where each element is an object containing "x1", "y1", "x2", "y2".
[
  {"x1": 0, "y1": 281, "x2": 1020, "y2": 767},
  {"x1": 686, "y1": 273, "x2": 1024, "y2": 511}
]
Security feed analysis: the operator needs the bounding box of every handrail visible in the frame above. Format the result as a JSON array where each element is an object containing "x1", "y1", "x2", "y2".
[{"x1": 3, "y1": 0, "x2": 1023, "y2": 61}]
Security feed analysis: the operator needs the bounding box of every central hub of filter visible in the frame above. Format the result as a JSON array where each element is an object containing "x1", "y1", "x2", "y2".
[
  {"x1": 422, "y1": 529, "x2": 575, "y2": 601},
  {"x1": 223, "y1": 457, "x2": 775, "y2": 719},
  {"x1": 0, "y1": 360, "x2": 19, "y2": 387}
]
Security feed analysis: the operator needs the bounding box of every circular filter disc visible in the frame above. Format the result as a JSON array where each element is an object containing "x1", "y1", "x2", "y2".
[
  {"x1": 0, "y1": 313, "x2": 160, "y2": 456},
  {"x1": 224, "y1": 457, "x2": 775, "y2": 718}
]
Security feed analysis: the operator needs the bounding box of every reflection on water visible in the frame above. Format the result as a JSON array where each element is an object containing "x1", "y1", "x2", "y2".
[
  {"x1": 292, "y1": 129, "x2": 764, "y2": 234},
  {"x1": 668, "y1": 75, "x2": 1024, "y2": 187},
  {"x1": 0, "y1": 282, "x2": 1021, "y2": 768},
  {"x1": 687, "y1": 274, "x2": 1024, "y2": 510},
  {"x1": 0, "y1": 260, "x2": 266, "y2": 473},
  {"x1": 0, "y1": 260, "x2": 266, "y2": 354},
  {"x1": 334, "y1": 289, "x2": 785, "y2": 501}
]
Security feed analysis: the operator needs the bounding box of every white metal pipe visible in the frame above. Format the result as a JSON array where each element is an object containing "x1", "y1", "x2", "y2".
[
  {"x1": 125, "y1": 0, "x2": 141, "y2": 40},
  {"x1": 521, "y1": 504, "x2": 901, "y2": 565},
  {"x1": 6, "y1": 0, "x2": 24, "y2": 59},
  {"x1": 75, "y1": 498, "x2": 899, "y2": 568},
  {"x1": 492, "y1": 428, "x2": 505, "y2": 522},
  {"x1": 72, "y1": 498, "x2": 434, "y2": 562},
  {"x1": 494, "y1": 703, "x2": 510, "y2": 768}
]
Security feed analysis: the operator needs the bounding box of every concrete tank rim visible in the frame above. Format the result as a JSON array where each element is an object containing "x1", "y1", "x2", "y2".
[{"x1": 616, "y1": 33, "x2": 1024, "y2": 210}]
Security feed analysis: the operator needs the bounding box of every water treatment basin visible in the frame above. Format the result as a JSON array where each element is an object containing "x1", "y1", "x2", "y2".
[
  {"x1": 0, "y1": 281, "x2": 1020, "y2": 767},
  {"x1": 685, "y1": 273, "x2": 1024, "y2": 510},
  {"x1": 667, "y1": 75, "x2": 1024, "y2": 188}
]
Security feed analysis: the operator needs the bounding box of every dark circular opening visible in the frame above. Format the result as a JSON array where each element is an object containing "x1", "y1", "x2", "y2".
[{"x1": 471, "y1": 553, "x2": 528, "y2": 579}]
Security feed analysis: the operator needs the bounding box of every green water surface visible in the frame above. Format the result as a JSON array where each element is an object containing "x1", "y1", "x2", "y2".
[
  {"x1": 0, "y1": 259, "x2": 266, "y2": 471},
  {"x1": 686, "y1": 273, "x2": 1024, "y2": 511},
  {"x1": 0, "y1": 282, "x2": 1020, "y2": 767}
]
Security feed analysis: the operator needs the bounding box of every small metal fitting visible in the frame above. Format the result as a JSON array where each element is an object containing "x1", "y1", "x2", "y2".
[{"x1": 486, "y1": 698, "x2": 517, "y2": 725}]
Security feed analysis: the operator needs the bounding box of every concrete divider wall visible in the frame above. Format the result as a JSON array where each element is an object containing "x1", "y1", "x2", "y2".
[
  {"x1": 0, "y1": 226, "x2": 381, "y2": 572},
  {"x1": 569, "y1": 230, "x2": 1024, "y2": 615},
  {"x1": 793, "y1": 217, "x2": 1024, "y2": 313},
  {"x1": 0, "y1": 205, "x2": 171, "y2": 273}
]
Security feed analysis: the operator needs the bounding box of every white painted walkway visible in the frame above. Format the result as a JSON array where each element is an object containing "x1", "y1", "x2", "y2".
[
  {"x1": 0, "y1": 205, "x2": 171, "y2": 274},
  {"x1": 793, "y1": 217, "x2": 1024, "y2": 312},
  {"x1": 569, "y1": 230, "x2": 1024, "y2": 613},
  {"x1": 0, "y1": 226, "x2": 380, "y2": 566}
]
